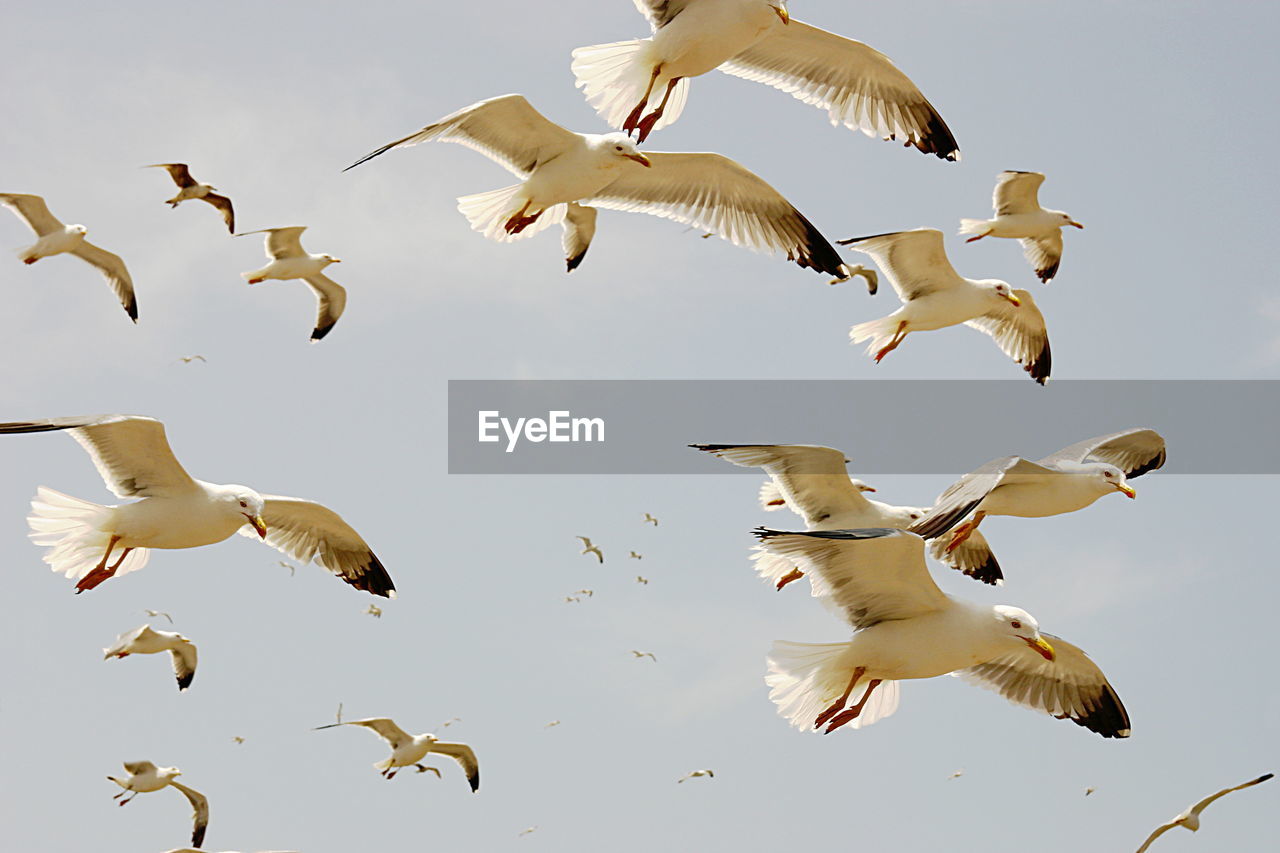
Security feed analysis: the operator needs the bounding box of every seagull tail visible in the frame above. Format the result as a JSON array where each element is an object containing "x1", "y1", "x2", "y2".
[
  {"x1": 457, "y1": 186, "x2": 566, "y2": 243},
  {"x1": 26, "y1": 487, "x2": 150, "y2": 581},
  {"x1": 849, "y1": 316, "x2": 903, "y2": 357},
  {"x1": 958, "y1": 218, "x2": 993, "y2": 237},
  {"x1": 570, "y1": 40, "x2": 689, "y2": 131},
  {"x1": 766, "y1": 641, "x2": 901, "y2": 732}
]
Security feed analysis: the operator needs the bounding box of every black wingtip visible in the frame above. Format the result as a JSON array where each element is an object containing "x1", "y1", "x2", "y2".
[
  {"x1": 177, "y1": 672, "x2": 194, "y2": 691},
  {"x1": 964, "y1": 554, "x2": 1004, "y2": 586},
  {"x1": 836, "y1": 231, "x2": 902, "y2": 247},
  {"x1": 1126, "y1": 448, "x2": 1167, "y2": 480},
  {"x1": 349, "y1": 551, "x2": 396, "y2": 598},
  {"x1": 753, "y1": 526, "x2": 899, "y2": 542},
  {"x1": 565, "y1": 250, "x2": 588, "y2": 273},
  {"x1": 468, "y1": 772, "x2": 480, "y2": 793},
  {"x1": 1026, "y1": 337, "x2": 1052, "y2": 385},
  {"x1": 1071, "y1": 683, "x2": 1132, "y2": 739},
  {"x1": 1036, "y1": 260, "x2": 1060, "y2": 284},
  {"x1": 789, "y1": 211, "x2": 846, "y2": 277},
  {"x1": 310, "y1": 322, "x2": 336, "y2": 342}
]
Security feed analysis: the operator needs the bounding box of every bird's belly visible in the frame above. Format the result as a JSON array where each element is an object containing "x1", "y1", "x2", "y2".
[
  {"x1": 903, "y1": 294, "x2": 984, "y2": 332},
  {"x1": 113, "y1": 499, "x2": 243, "y2": 550},
  {"x1": 656, "y1": 3, "x2": 778, "y2": 77},
  {"x1": 525, "y1": 162, "x2": 614, "y2": 209},
  {"x1": 393, "y1": 742, "x2": 432, "y2": 767},
  {"x1": 990, "y1": 214, "x2": 1055, "y2": 238},
  {"x1": 34, "y1": 230, "x2": 82, "y2": 257},
  {"x1": 980, "y1": 482, "x2": 1099, "y2": 518},
  {"x1": 855, "y1": 618, "x2": 987, "y2": 680},
  {"x1": 261, "y1": 258, "x2": 322, "y2": 281}
]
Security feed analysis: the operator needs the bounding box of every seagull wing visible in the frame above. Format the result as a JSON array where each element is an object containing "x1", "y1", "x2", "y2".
[
  {"x1": 1019, "y1": 229, "x2": 1063, "y2": 283},
  {"x1": 720, "y1": 21, "x2": 959, "y2": 160},
  {"x1": 963, "y1": 288, "x2": 1052, "y2": 384},
  {"x1": 69, "y1": 241, "x2": 137, "y2": 321},
  {"x1": 302, "y1": 272, "x2": 347, "y2": 341},
  {"x1": 1133, "y1": 822, "x2": 1179, "y2": 853},
  {"x1": 331, "y1": 717, "x2": 414, "y2": 749},
  {"x1": 147, "y1": 163, "x2": 196, "y2": 188},
  {"x1": 692, "y1": 444, "x2": 872, "y2": 525},
  {"x1": 632, "y1": 0, "x2": 690, "y2": 29},
  {"x1": 910, "y1": 456, "x2": 1055, "y2": 539},
  {"x1": 168, "y1": 781, "x2": 209, "y2": 849},
  {"x1": 104, "y1": 625, "x2": 151, "y2": 658},
  {"x1": 345, "y1": 94, "x2": 580, "y2": 178},
  {"x1": 993, "y1": 171, "x2": 1045, "y2": 216},
  {"x1": 432, "y1": 741, "x2": 480, "y2": 792},
  {"x1": 752, "y1": 528, "x2": 948, "y2": 628},
  {"x1": 840, "y1": 229, "x2": 961, "y2": 302},
  {"x1": 200, "y1": 193, "x2": 235, "y2": 234},
  {"x1": 168, "y1": 638, "x2": 197, "y2": 691},
  {"x1": 236, "y1": 226, "x2": 308, "y2": 260},
  {"x1": 562, "y1": 203, "x2": 598, "y2": 272},
  {"x1": 956, "y1": 632, "x2": 1132, "y2": 738},
  {"x1": 0, "y1": 415, "x2": 199, "y2": 498},
  {"x1": 239, "y1": 495, "x2": 395, "y2": 597},
  {"x1": 122, "y1": 760, "x2": 157, "y2": 776},
  {"x1": 589, "y1": 152, "x2": 845, "y2": 275},
  {"x1": 1185, "y1": 773, "x2": 1275, "y2": 817},
  {"x1": 0, "y1": 193, "x2": 66, "y2": 236},
  {"x1": 927, "y1": 529, "x2": 1004, "y2": 586},
  {"x1": 1037, "y1": 429, "x2": 1168, "y2": 479}
]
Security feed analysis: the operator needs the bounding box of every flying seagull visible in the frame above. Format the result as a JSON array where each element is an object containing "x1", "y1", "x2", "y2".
[
  {"x1": 571, "y1": 1, "x2": 958, "y2": 159},
  {"x1": 642, "y1": 513, "x2": 659, "y2": 526},
  {"x1": 237, "y1": 227, "x2": 346, "y2": 341},
  {"x1": 314, "y1": 717, "x2": 479, "y2": 792},
  {"x1": 577, "y1": 536, "x2": 604, "y2": 563},
  {"x1": 841, "y1": 229, "x2": 1051, "y2": 383},
  {"x1": 177, "y1": 355, "x2": 207, "y2": 364},
  {"x1": 344, "y1": 94, "x2": 846, "y2": 277},
  {"x1": 910, "y1": 429, "x2": 1167, "y2": 556},
  {"x1": 0, "y1": 415, "x2": 395, "y2": 597},
  {"x1": 629, "y1": 551, "x2": 643, "y2": 559},
  {"x1": 758, "y1": 528, "x2": 1130, "y2": 737},
  {"x1": 0, "y1": 193, "x2": 137, "y2": 321},
  {"x1": 631, "y1": 650, "x2": 658, "y2": 662},
  {"x1": 144, "y1": 609, "x2": 175, "y2": 623},
  {"x1": 1134, "y1": 773, "x2": 1273, "y2": 852},
  {"x1": 145, "y1": 163, "x2": 236, "y2": 233},
  {"x1": 635, "y1": 575, "x2": 650, "y2": 584},
  {"x1": 678, "y1": 769, "x2": 715, "y2": 783},
  {"x1": 103, "y1": 624, "x2": 198, "y2": 692},
  {"x1": 364, "y1": 604, "x2": 382, "y2": 618},
  {"x1": 107, "y1": 761, "x2": 209, "y2": 848},
  {"x1": 960, "y1": 171, "x2": 1083, "y2": 283}
]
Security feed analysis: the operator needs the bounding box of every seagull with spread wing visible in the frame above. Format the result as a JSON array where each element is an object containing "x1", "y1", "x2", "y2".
[
  {"x1": 960, "y1": 171, "x2": 1083, "y2": 283},
  {"x1": 840, "y1": 229, "x2": 1051, "y2": 384},
  {"x1": 757, "y1": 528, "x2": 1131, "y2": 737},
  {"x1": 1134, "y1": 773, "x2": 1273, "y2": 852},
  {"x1": 104, "y1": 624, "x2": 198, "y2": 692},
  {"x1": 910, "y1": 429, "x2": 1167, "y2": 557},
  {"x1": 0, "y1": 415, "x2": 394, "y2": 597},
  {"x1": 571, "y1": 1, "x2": 958, "y2": 158},
  {"x1": 345, "y1": 94, "x2": 846, "y2": 277},
  {"x1": 0, "y1": 193, "x2": 137, "y2": 321},
  {"x1": 107, "y1": 761, "x2": 209, "y2": 848},
  {"x1": 314, "y1": 717, "x2": 479, "y2": 792},
  {"x1": 577, "y1": 536, "x2": 604, "y2": 563},
  {"x1": 145, "y1": 163, "x2": 236, "y2": 233},
  {"x1": 237, "y1": 227, "x2": 346, "y2": 341}
]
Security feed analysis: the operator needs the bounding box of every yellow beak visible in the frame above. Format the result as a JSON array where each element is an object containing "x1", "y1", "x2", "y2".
[
  {"x1": 1024, "y1": 636, "x2": 1056, "y2": 662},
  {"x1": 1002, "y1": 291, "x2": 1022, "y2": 307},
  {"x1": 771, "y1": 4, "x2": 790, "y2": 24},
  {"x1": 626, "y1": 152, "x2": 652, "y2": 167},
  {"x1": 1069, "y1": 221, "x2": 1085, "y2": 229},
  {"x1": 1117, "y1": 483, "x2": 1137, "y2": 499},
  {"x1": 245, "y1": 514, "x2": 268, "y2": 538}
]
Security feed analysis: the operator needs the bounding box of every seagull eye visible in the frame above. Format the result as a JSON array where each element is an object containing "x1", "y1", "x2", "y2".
[
  {"x1": 1104, "y1": 471, "x2": 1114, "y2": 479},
  {"x1": 1011, "y1": 620, "x2": 1022, "y2": 629},
  {"x1": 239, "y1": 500, "x2": 247, "y2": 508}
]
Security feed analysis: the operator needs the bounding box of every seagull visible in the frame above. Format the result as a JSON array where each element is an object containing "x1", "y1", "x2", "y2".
[
  {"x1": 758, "y1": 528, "x2": 1131, "y2": 737},
  {"x1": 0, "y1": 415, "x2": 395, "y2": 597},
  {"x1": 642, "y1": 513, "x2": 659, "y2": 526},
  {"x1": 960, "y1": 172, "x2": 1083, "y2": 283},
  {"x1": 840, "y1": 229, "x2": 1051, "y2": 384},
  {"x1": 314, "y1": 718, "x2": 480, "y2": 792},
  {"x1": 277, "y1": 560, "x2": 297, "y2": 576},
  {"x1": 438, "y1": 717, "x2": 461, "y2": 729},
  {"x1": 947, "y1": 769, "x2": 964, "y2": 781},
  {"x1": 635, "y1": 575, "x2": 650, "y2": 584},
  {"x1": 1085, "y1": 787, "x2": 1096, "y2": 796},
  {"x1": 544, "y1": 720, "x2": 561, "y2": 728},
  {"x1": 177, "y1": 356, "x2": 207, "y2": 364},
  {"x1": 910, "y1": 429, "x2": 1167, "y2": 558},
  {"x1": 237, "y1": 227, "x2": 346, "y2": 341},
  {"x1": 344, "y1": 94, "x2": 846, "y2": 277},
  {"x1": 231, "y1": 737, "x2": 245, "y2": 745},
  {"x1": 631, "y1": 650, "x2": 658, "y2": 662},
  {"x1": 564, "y1": 595, "x2": 581, "y2": 603},
  {"x1": 364, "y1": 604, "x2": 382, "y2": 618},
  {"x1": 518, "y1": 827, "x2": 539, "y2": 838},
  {"x1": 572, "y1": 588, "x2": 595, "y2": 598},
  {"x1": 629, "y1": 551, "x2": 643, "y2": 559},
  {"x1": 0, "y1": 193, "x2": 137, "y2": 321},
  {"x1": 678, "y1": 769, "x2": 715, "y2": 783},
  {"x1": 571, "y1": 1, "x2": 958, "y2": 159},
  {"x1": 1134, "y1": 773, "x2": 1273, "y2": 852},
  {"x1": 577, "y1": 536, "x2": 604, "y2": 563},
  {"x1": 144, "y1": 609, "x2": 175, "y2": 623},
  {"x1": 691, "y1": 444, "x2": 1003, "y2": 586},
  {"x1": 145, "y1": 164, "x2": 236, "y2": 234},
  {"x1": 103, "y1": 624, "x2": 198, "y2": 692},
  {"x1": 107, "y1": 761, "x2": 209, "y2": 848}
]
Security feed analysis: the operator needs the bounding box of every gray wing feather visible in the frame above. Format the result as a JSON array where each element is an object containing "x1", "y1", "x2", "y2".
[{"x1": 1038, "y1": 429, "x2": 1167, "y2": 478}]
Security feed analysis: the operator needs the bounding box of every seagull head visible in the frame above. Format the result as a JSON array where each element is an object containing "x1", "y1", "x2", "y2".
[
  {"x1": 993, "y1": 605, "x2": 1055, "y2": 661},
  {"x1": 600, "y1": 133, "x2": 652, "y2": 168},
  {"x1": 221, "y1": 486, "x2": 267, "y2": 537},
  {"x1": 989, "y1": 281, "x2": 1021, "y2": 307},
  {"x1": 320, "y1": 253, "x2": 342, "y2": 266},
  {"x1": 68, "y1": 224, "x2": 88, "y2": 238},
  {"x1": 1053, "y1": 210, "x2": 1084, "y2": 229},
  {"x1": 769, "y1": 2, "x2": 790, "y2": 24},
  {"x1": 1096, "y1": 464, "x2": 1136, "y2": 498}
]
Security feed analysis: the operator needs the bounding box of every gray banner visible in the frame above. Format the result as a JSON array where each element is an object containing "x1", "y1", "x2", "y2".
[{"x1": 447, "y1": 380, "x2": 1278, "y2": 474}]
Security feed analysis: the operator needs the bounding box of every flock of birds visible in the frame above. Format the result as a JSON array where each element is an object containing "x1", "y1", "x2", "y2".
[{"x1": 2, "y1": 1, "x2": 1271, "y2": 850}]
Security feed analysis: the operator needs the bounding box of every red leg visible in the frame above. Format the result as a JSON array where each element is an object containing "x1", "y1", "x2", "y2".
[
  {"x1": 965, "y1": 234, "x2": 986, "y2": 243},
  {"x1": 874, "y1": 322, "x2": 908, "y2": 363},
  {"x1": 824, "y1": 679, "x2": 884, "y2": 733},
  {"x1": 636, "y1": 77, "x2": 681, "y2": 143},
  {"x1": 775, "y1": 568, "x2": 806, "y2": 591},
  {"x1": 814, "y1": 666, "x2": 865, "y2": 729},
  {"x1": 624, "y1": 65, "x2": 663, "y2": 134},
  {"x1": 945, "y1": 511, "x2": 986, "y2": 553},
  {"x1": 75, "y1": 535, "x2": 122, "y2": 594}
]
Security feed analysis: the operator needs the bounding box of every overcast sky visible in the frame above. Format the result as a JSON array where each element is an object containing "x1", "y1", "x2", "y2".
[{"x1": 1, "y1": 2, "x2": 1276, "y2": 851}]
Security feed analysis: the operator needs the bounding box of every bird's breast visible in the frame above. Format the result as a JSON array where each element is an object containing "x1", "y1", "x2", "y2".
[
  {"x1": 113, "y1": 497, "x2": 244, "y2": 550},
  {"x1": 655, "y1": 0, "x2": 779, "y2": 76}
]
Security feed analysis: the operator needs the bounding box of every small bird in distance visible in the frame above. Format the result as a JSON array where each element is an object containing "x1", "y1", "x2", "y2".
[
  {"x1": 576, "y1": 536, "x2": 604, "y2": 563},
  {"x1": 1134, "y1": 773, "x2": 1274, "y2": 852},
  {"x1": 678, "y1": 769, "x2": 714, "y2": 783},
  {"x1": 145, "y1": 163, "x2": 236, "y2": 233},
  {"x1": 631, "y1": 650, "x2": 657, "y2": 662}
]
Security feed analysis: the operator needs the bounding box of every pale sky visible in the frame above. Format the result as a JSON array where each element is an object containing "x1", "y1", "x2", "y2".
[{"x1": 1, "y1": 1, "x2": 1276, "y2": 851}]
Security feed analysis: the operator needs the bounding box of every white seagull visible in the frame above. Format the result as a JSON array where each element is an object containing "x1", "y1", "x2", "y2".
[
  {"x1": 314, "y1": 718, "x2": 480, "y2": 792},
  {"x1": 107, "y1": 761, "x2": 209, "y2": 848},
  {"x1": 237, "y1": 227, "x2": 346, "y2": 341},
  {"x1": 960, "y1": 172, "x2": 1083, "y2": 283},
  {"x1": 757, "y1": 528, "x2": 1131, "y2": 737},
  {"x1": 910, "y1": 429, "x2": 1167, "y2": 558},
  {"x1": 1134, "y1": 773, "x2": 1273, "y2": 852},
  {"x1": 642, "y1": 513, "x2": 659, "y2": 526},
  {"x1": 344, "y1": 94, "x2": 846, "y2": 277},
  {"x1": 145, "y1": 163, "x2": 236, "y2": 234},
  {"x1": 104, "y1": 624, "x2": 198, "y2": 692},
  {"x1": 0, "y1": 415, "x2": 395, "y2": 597},
  {"x1": 0, "y1": 193, "x2": 137, "y2": 321},
  {"x1": 631, "y1": 650, "x2": 658, "y2": 662},
  {"x1": 840, "y1": 229, "x2": 1051, "y2": 384},
  {"x1": 692, "y1": 444, "x2": 1003, "y2": 586},
  {"x1": 571, "y1": 1, "x2": 958, "y2": 158},
  {"x1": 577, "y1": 536, "x2": 605, "y2": 563},
  {"x1": 678, "y1": 769, "x2": 715, "y2": 783},
  {"x1": 144, "y1": 608, "x2": 175, "y2": 623}
]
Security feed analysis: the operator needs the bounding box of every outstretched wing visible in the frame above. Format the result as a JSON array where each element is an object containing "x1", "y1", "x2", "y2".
[
  {"x1": 839, "y1": 229, "x2": 962, "y2": 302},
  {"x1": 562, "y1": 203, "x2": 598, "y2": 272},
  {"x1": 323, "y1": 717, "x2": 413, "y2": 749},
  {"x1": 964, "y1": 288, "x2": 1051, "y2": 385},
  {"x1": 692, "y1": 444, "x2": 872, "y2": 525},
  {"x1": 910, "y1": 456, "x2": 1054, "y2": 539},
  {"x1": 0, "y1": 193, "x2": 65, "y2": 236},
  {"x1": 69, "y1": 241, "x2": 137, "y2": 322},
  {"x1": 147, "y1": 163, "x2": 196, "y2": 188},
  {"x1": 1037, "y1": 429, "x2": 1167, "y2": 479},
  {"x1": 302, "y1": 273, "x2": 347, "y2": 341},
  {"x1": 433, "y1": 741, "x2": 480, "y2": 792},
  {"x1": 1019, "y1": 230, "x2": 1063, "y2": 283},
  {"x1": 993, "y1": 171, "x2": 1045, "y2": 215},
  {"x1": 168, "y1": 781, "x2": 209, "y2": 848},
  {"x1": 169, "y1": 640, "x2": 197, "y2": 692},
  {"x1": 200, "y1": 193, "x2": 236, "y2": 234}
]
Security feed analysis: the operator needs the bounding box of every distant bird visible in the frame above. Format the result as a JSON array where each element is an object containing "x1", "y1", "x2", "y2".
[
  {"x1": 518, "y1": 827, "x2": 539, "y2": 837},
  {"x1": 344, "y1": 94, "x2": 846, "y2": 278},
  {"x1": 960, "y1": 172, "x2": 1082, "y2": 283},
  {"x1": 544, "y1": 720, "x2": 561, "y2": 728},
  {"x1": 1134, "y1": 773, "x2": 1273, "y2": 852},
  {"x1": 237, "y1": 227, "x2": 346, "y2": 341},
  {"x1": 103, "y1": 624, "x2": 198, "y2": 692},
  {"x1": 947, "y1": 769, "x2": 964, "y2": 781},
  {"x1": 364, "y1": 604, "x2": 382, "y2": 618},
  {"x1": 635, "y1": 576, "x2": 650, "y2": 585},
  {"x1": 277, "y1": 561, "x2": 297, "y2": 576},
  {"x1": 0, "y1": 414, "x2": 395, "y2": 597},
  {"x1": 840, "y1": 229, "x2": 1050, "y2": 384},
  {"x1": 576, "y1": 536, "x2": 604, "y2": 563},
  {"x1": 572, "y1": 588, "x2": 595, "y2": 598},
  {"x1": 643, "y1": 513, "x2": 659, "y2": 526},
  {"x1": 107, "y1": 761, "x2": 208, "y2": 848},
  {"x1": 231, "y1": 737, "x2": 245, "y2": 745},
  {"x1": 144, "y1": 609, "x2": 174, "y2": 624},
  {"x1": 678, "y1": 769, "x2": 715, "y2": 783},
  {"x1": 564, "y1": 596, "x2": 581, "y2": 603},
  {"x1": 571, "y1": 0, "x2": 959, "y2": 159},
  {"x1": 438, "y1": 717, "x2": 461, "y2": 729},
  {"x1": 177, "y1": 356, "x2": 207, "y2": 364},
  {"x1": 631, "y1": 650, "x2": 657, "y2": 662},
  {"x1": 314, "y1": 718, "x2": 479, "y2": 792},
  {"x1": 0, "y1": 193, "x2": 137, "y2": 321},
  {"x1": 1085, "y1": 787, "x2": 1096, "y2": 796},
  {"x1": 145, "y1": 164, "x2": 236, "y2": 233},
  {"x1": 629, "y1": 551, "x2": 643, "y2": 560}
]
